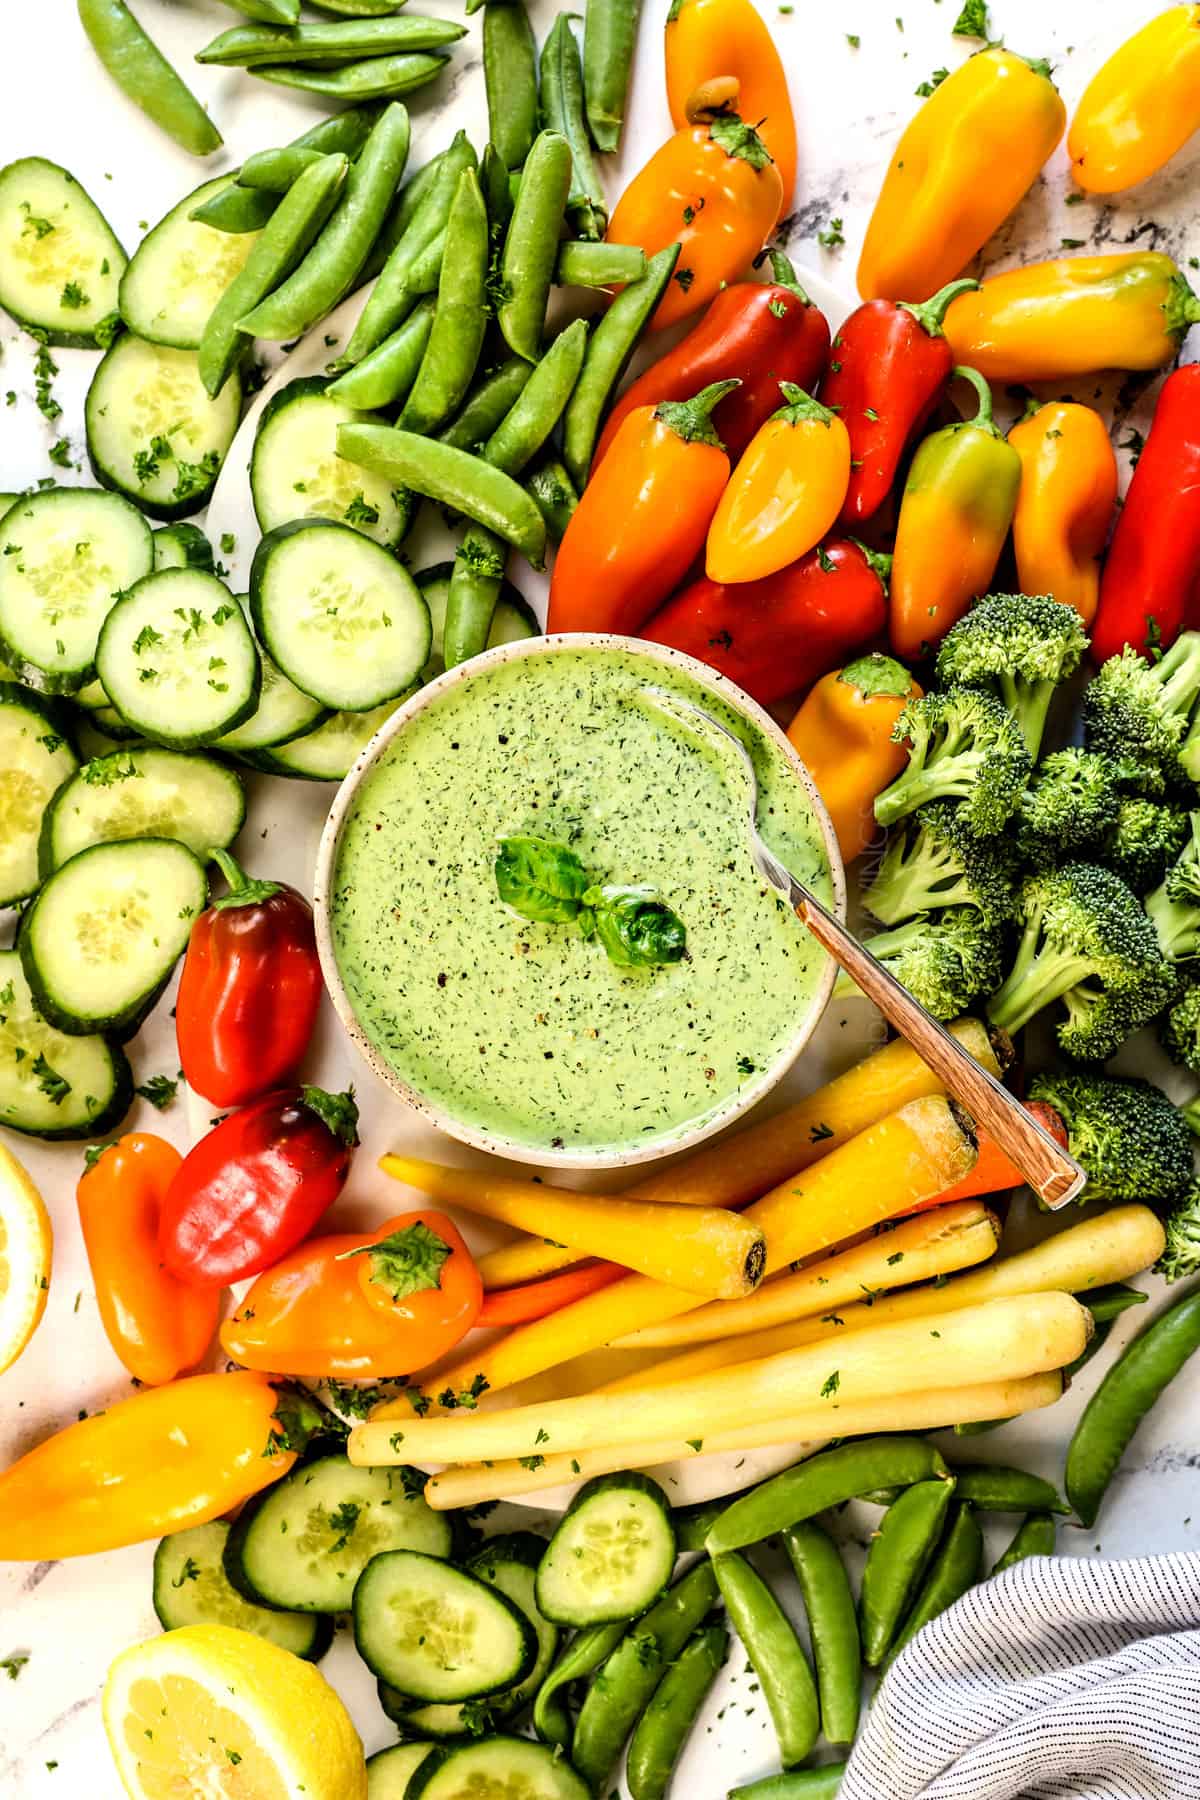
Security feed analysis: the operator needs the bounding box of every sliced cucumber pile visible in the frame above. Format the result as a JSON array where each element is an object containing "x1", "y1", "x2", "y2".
[
  {"x1": 250, "y1": 376, "x2": 414, "y2": 548},
  {"x1": 217, "y1": 597, "x2": 328, "y2": 754},
  {"x1": 39, "y1": 746, "x2": 244, "y2": 874},
  {"x1": 0, "y1": 949, "x2": 132, "y2": 1140},
  {"x1": 86, "y1": 334, "x2": 241, "y2": 521},
  {"x1": 153, "y1": 1523, "x2": 332, "y2": 1662},
  {"x1": 354, "y1": 1549, "x2": 538, "y2": 1702},
  {"x1": 536, "y1": 1473, "x2": 677, "y2": 1627},
  {"x1": 0, "y1": 157, "x2": 125, "y2": 345},
  {"x1": 0, "y1": 685, "x2": 77, "y2": 906},
  {"x1": 241, "y1": 694, "x2": 409, "y2": 781},
  {"x1": 153, "y1": 523, "x2": 215, "y2": 573},
  {"x1": 119, "y1": 177, "x2": 260, "y2": 350},
  {"x1": 20, "y1": 836, "x2": 207, "y2": 1036},
  {"x1": 415, "y1": 561, "x2": 539, "y2": 683},
  {"x1": 96, "y1": 568, "x2": 260, "y2": 748},
  {"x1": 367, "y1": 1745, "x2": 435, "y2": 1799},
  {"x1": 250, "y1": 520, "x2": 430, "y2": 711},
  {"x1": 407, "y1": 1739, "x2": 590, "y2": 1800}
]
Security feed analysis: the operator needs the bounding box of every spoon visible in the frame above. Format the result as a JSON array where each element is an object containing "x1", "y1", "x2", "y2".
[{"x1": 642, "y1": 686, "x2": 1086, "y2": 1211}]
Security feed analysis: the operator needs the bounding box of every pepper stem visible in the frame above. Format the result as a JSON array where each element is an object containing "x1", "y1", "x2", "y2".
[
  {"x1": 705, "y1": 112, "x2": 774, "y2": 172},
  {"x1": 209, "y1": 849, "x2": 282, "y2": 912},
  {"x1": 268, "y1": 1387, "x2": 329, "y2": 1459},
  {"x1": 773, "y1": 382, "x2": 839, "y2": 428},
  {"x1": 847, "y1": 538, "x2": 893, "y2": 589},
  {"x1": 758, "y1": 247, "x2": 810, "y2": 305},
  {"x1": 1164, "y1": 270, "x2": 1200, "y2": 339},
  {"x1": 838, "y1": 652, "x2": 914, "y2": 699},
  {"x1": 898, "y1": 276, "x2": 979, "y2": 338},
  {"x1": 950, "y1": 364, "x2": 1001, "y2": 438},
  {"x1": 654, "y1": 378, "x2": 741, "y2": 448},
  {"x1": 301, "y1": 1085, "x2": 361, "y2": 1148}
]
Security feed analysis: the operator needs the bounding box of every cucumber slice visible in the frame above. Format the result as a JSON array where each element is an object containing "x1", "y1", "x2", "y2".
[
  {"x1": 0, "y1": 949, "x2": 132, "y2": 1140},
  {"x1": 153, "y1": 523, "x2": 215, "y2": 573},
  {"x1": 0, "y1": 684, "x2": 78, "y2": 905},
  {"x1": 75, "y1": 676, "x2": 112, "y2": 712},
  {"x1": 89, "y1": 703, "x2": 141, "y2": 741},
  {"x1": 152, "y1": 1523, "x2": 333, "y2": 1661},
  {"x1": 0, "y1": 158, "x2": 125, "y2": 346},
  {"x1": 0, "y1": 488, "x2": 153, "y2": 694},
  {"x1": 97, "y1": 569, "x2": 260, "y2": 748},
  {"x1": 20, "y1": 837, "x2": 207, "y2": 1036},
  {"x1": 119, "y1": 177, "x2": 261, "y2": 350},
  {"x1": 72, "y1": 713, "x2": 141, "y2": 761},
  {"x1": 250, "y1": 520, "x2": 429, "y2": 711},
  {"x1": 217, "y1": 597, "x2": 328, "y2": 753},
  {"x1": 355, "y1": 1551, "x2": 538, "y2": 1702},
  {"x1": 250, "y1": 376, "x2": 414, "y2": 548},
  {"x1": 0, "y1": 493, "x2": 20, "y2": 520},
  {"x1": 241, "y1": 694, "x2": 410, "y2": 780},
  {"x1": 86, "y1": 335, "x2": 241, "y2": 522},
  {"x1": 225, "y1": 1454, "x2": 452, "y2": 1614},
  {"x1": 39, "y1": 747, "x2": 244, "y2": 875},
  {"x1": 414, "y1": 561, "x2": 538, "y2": 682},
  {"x1": 407, "y1": 1739, "x2": 589, "y2": 1800},
  {"x1": 368, "y1": 1745, "x2": 435, "y2": 1798},
  {"x1": 536, "y1": 1473, "x2": 677, "y2": 1628}
]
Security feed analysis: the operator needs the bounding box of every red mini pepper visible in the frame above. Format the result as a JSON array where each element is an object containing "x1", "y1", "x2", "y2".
[
  {"x1": 1091, "y1": 363, "x2": 1200, "y2": 662},
  {"x1": 593, "y1": 253, "x2": 831, "y2": 467},
  {"x1": 640, "y1": 537, "x2": 891, "y2": 707},
  {"x1": 821, "y1": 277, "x2": 980, "y2": 526},
  {"x1": 158, "y1": 1086, "x2": 359, "y2": 1288},
  {"x1": 176, "y1": 851, "x2": 322, "y2": 1110}
]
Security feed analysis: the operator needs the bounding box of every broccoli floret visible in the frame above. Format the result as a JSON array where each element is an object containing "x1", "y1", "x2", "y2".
[
  {"x1": 987, "y1": 862, "x2": 1172, "y2": 1060},
  {"x1": 837, "y1": 909, "x2": 1003, "y2": 1020},
  {"x1": 1145, "y1": 812, "x2": 1200, "y2": 962},
  {"x1": 1028, "y1": 1069, "x2": 1195, "y2": 1206},
  {"x1": 1083, "y1": 633, "x2": 1200, "y2": 794},
  {"x1": 864, "y1": 802, "x2": 1019, "y2": 927},
  {"x1": 874, "y1": 691, "x2": 1031, "y2": 837},
  {"x1": 1102, "y1": 797, "x2": 1189, "y2": 893},
  {"x1": 935, "y1": 591, "x2": 1088, "y2": 760},
  {"x1": 1158, "y1": 1179, "x2": 1200, "y2": 1283},
  {"x1": 1015, "y1": 749, "x2": 1120, "y2": 867},
  {"x1": 1160, "y1": 979, "x2": 1200, "y2": 1075}
]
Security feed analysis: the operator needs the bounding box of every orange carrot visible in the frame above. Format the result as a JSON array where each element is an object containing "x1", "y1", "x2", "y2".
[
  {"x1": 476, "y1": 1262, "x2": 626, "y2": 1327},
  {"x1": 900, "y1": 1101, "x2": 1067, "y2": 1216}
]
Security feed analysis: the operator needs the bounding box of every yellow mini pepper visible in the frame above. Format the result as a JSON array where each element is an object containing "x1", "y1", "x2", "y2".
[
  {"x1": 858, "y1": 49, "x2": 1065, "y2": 303},
  {"x1": 787, "y1": 654, "x2": 922, "y2": 862},
  {"x1": 665, "y1": 0, "x2": 798, "y2": 208},
  {"x1": 1008, "y1": 401, "x2": 1118, "y2": 627},
  {"x1": 706, "y1": 384, "x2": 851, "y2": 583},
  {"x1": 1069, "y1": 6, "x2": 1200, "y2": 194}
]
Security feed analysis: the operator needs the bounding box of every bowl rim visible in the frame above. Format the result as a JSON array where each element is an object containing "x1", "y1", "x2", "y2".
[{"x1": 313, "y1": 630, "x2": 848, "y2": 1171}]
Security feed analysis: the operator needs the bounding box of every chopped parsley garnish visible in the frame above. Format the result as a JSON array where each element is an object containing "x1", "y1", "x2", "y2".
[
  {"x1": 60, "y1": 281, "x2": 89, "y2": 311},
  {"x1": 136, "y1": 1073, "x2": 179, "y2": 1111}
]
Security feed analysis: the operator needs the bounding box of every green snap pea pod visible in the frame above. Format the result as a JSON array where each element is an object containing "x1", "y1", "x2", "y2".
[
  {"x1": 199, "y1": 154, "x2": 349, "y2": 397},
  {"x1": 673, "y1": 1496, "x2": 729, "y2": 1554},
  {"x1": 77, "y1": 0, "x2": 223, "y2": 157},
  {"x1": 952, "y1": 1419, "x2": 1010, "y2": 1437},
  {"x1": 525, "y1": 455, "x2": 578, "y2": 544},
  {"x1": 326, "y1": 298, "x2": 435, "y2": 408},
  {"x1": 706, "y1": 1438, "x2": 951, "y2": 1557},
  {"x1": 342, "y1": 132, "x2": 476, "y2": 365},
  {"x1": 950, "y1": 1465, "x2": 1068, "y2": 1515},
  {"x1": 216, "y1": 0, "x2": 299, "y2": 23},
  {"x1": 443, "y1": 528, "x2": 507, "y2": 669},
  {"x1": 583, "y1": 0, "x2": 643, "y2": 153},
  {"x1": 728, "y1": 1769, "x2": 847, "y2": 1800},
  {"x1": 481, "y1": 143, "x2": 515, "y2": 239},
  {"x1": 713, "y1": 1553, "x2": 818, "y2": 1769},
  {"x1": 363, "y1": 139, "x2": 453, "y2": 280},
  {"x1": 572, "y1": 1559, "x2": 719, "y2": 1796},
  {"x1": 540, "y1": 14, "x2": 608, "y2": 241},
  {"x1": 337, "y1": 422, "x2": 547, "y2": 565},
  {"x1": 239, "y1": 148, "x2": 340, "y2": 192},
  {"x1": 190, "y1": 185, "x2": 278, "y2": 234},
  {"x1": 197, "y1": 106, "x2": 380, "y2": 223},
  {"x1": 533, "y1": 1618, "x2": 629, "y2": 1750},
  {"x1": 310, "y1": 0, "x2": 408, "y2": 13},
  {"x1": 562, "y1": 241, "x2": 679, "y2": 487},
  {"x1": 556, "y1": 240, "x2": 646, "y2": 287},
  {"x1": 438, "y1": 359, "x2": 533, "y2": 451},
  {"x1": 250, "y1": 53, "x2": 450, "y2": 100},
  {"x1": 860, "y1": 1487, "x2": 903, "y2": 1506},
  {"x1": 627, "y1": 1622, "x2": 728, "y2": 1800},
  {"x1": 1066, "y1": 1287, "x2": 1200, "y2": 1529},
  {"x1": 197, "y1": 14, "x2": 465, "y2": 64},
  {"x1": 992, "y1": 1511, "x2": 1057, "y2": 1576},
  {"x1": 399, "y1": 168, "x2": 489, "y2": 434},
  {"x1": 484, "y1": 0, "x2": 538, "y2": 170},
  {"x1": 1081, "y1": 1284, "x2": 1149, "y2": 1325},
  {"x1": 886, "y1": 1503, "x2": 983, "y2": 1669},
  {"x1": 782, "y1": 1522, "x2": 860, "y2": 1747},
  {"x1": 239, "y1": 102, "x2": 412, "y2": 342},
  {"x1": 498, "y1": 130, "x2": 573, "y2": 362},
  {"x1": 860, "y1": 1479, "x2": 956, "y2": 1668}
]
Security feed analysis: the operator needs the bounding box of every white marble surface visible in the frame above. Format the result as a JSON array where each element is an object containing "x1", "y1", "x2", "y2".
[{"x1": 3, "y1": 0, "x2": 1200, "y2": 1793}]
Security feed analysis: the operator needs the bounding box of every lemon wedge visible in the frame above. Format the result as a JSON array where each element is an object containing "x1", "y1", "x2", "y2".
[{"x1": 0, "y1": 1139, "x2": 51, "y2": 1375}]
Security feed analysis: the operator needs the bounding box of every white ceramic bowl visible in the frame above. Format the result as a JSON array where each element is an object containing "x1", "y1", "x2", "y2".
[{"x1": 313, "y1": 633, "x2": 846, "y2": 1170}]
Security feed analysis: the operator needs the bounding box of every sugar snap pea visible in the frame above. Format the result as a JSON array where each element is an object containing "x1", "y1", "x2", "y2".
[
  {"x1": 311, "y1": 0, "x2": 407, "y2": 13},
  {"x1": 326, "y1": 297, "x2": 435, "y2": 408},
  {"x1": 239, "y1": 148, "x2": 340, "y2": 193},
  {"x1": 673, "y1": 1497, "x2": 729, "y2": 1554},
  {"x1": 583, "y1": 0, "x2": 643, "y2": 153},
  {"x1": 78, "y1": 0, "x2": 222, "y2": 157},
  {"x1": 193, "y1": 109, "x2": 378, "y2": 231},
  {"x1": 540, "y1": 14, "x2": 608, "y2": 240},
  {"x1": 951, "y1": 1465, "x2": 1068, "y2": 1515},
  {"x1": 191, "y1": 184, "x2": 278, "y2": 234},
  {"x1": 992, "y1": 1511, "x2": 1056, "y2": 1576},
  {"x1": 859, "y1": 1478, "x2": 956, "y2": 1667},
  {"x1": 250, "y1": 52, "x2": 450, "y2": 100},
  {"x1": 887, "y1": 1502, "x2": 983, "y2": 1668},
  {"x1": 364, "y1": 138, "x2": 453, "y2": 278},
  {"x1": 215, "y1": 0, "x2": 298, "y2": 21},
  {"x1": 562, "y1": 241, "x2": 679, "y2": 487},
  {"x1": 399, "y1": 169, "x2": 489, "y2": 434},
  {"x1": 1082, "y1": 1283, "x2": 1150, "y2": 1324},
  {"x1": 729, "y1": 1769, "x2": 847, "y2": 1800},
  {"x1": 714, "y1": 1552, "x2": 818, "y2": 1769},
  {"x1": 239, "y1": 102, "x2": 411, "y2": 342},
  {"x1": 782, "y1": 1523, "x2": 860, "y2": 1747},
  {"x1": 627, "y1": 1622, "x2": 727, "y2": 1800},
  {"x1": 485, "y1": 0, "x2": 539, "y2": 170},
  {"x1": 481, "y1": 143, "x2": 515, "y2": 242},
  {"x1": 496, "y1": 132, "x2": 573, "y2": 364},
  {"x1": 1066, "y1": 1286, "x2": 1200, "y2": 1529},
  {"x1": 443, "y1": 528, "x2": 507, "y2": 669},
  {"x1": 197, "y1": 14, "x2": 464, "y2": 65},
  {"x1": 337, "y1": 423, "x2": 547, "y2": 565},
  {"x1": 533, "y1": 1618, "x2": 628, "y2": 1750},
  {"x1": 200, "y1": 153, "x2": 348, "y2": 397},
  {"x1": 706, "y1": 1438, "x2": 951, "y2": 1556},
  {"x1": 526, "y1": 455, "x2": 578, "y2": 544},
  {"x1": 556, "y1": 240, "x2": 646, "y2": 287},
  {"x1": 439, "y1": 359, "x2": 533, "y2": 452}
]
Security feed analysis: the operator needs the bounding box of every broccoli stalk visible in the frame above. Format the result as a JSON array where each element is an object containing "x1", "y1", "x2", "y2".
[
  {"x1": 835, "y1": 908, "x2": 1003, "y2": 1020},
  {"x1": 1028, "y1": 1070, "x2": 1195, "y2": 1206},
  {"x1": 1015, "y1": 748, "x2": 1120, "y2": 867},
  {"x1": 864, "y1": 802, "x2": 1018, "y2": 927},
  {"x1": 873, "y1": 690, "x2": 1031, "y2": 837},
  {"x1": 935, "y1": 591, "x2": 1089, "y2": 760},
  {"x1": 1083, "y1": 632, "x2": 1200, "y2": 794},
  {"x1": 1144, "y1": 812, "x2": 1200, "y2": 962}
]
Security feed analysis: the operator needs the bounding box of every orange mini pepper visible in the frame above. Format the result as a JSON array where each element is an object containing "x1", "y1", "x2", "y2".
[
  {"x1": 606, "y1": 112, "x2": 783, "y2": 332},
  {"x1": 664, "y1": 0, "x2": 797, "y2": 208},
  {"x1": 787, "y1": 654, "x2": 922, "y2": 863},
  {"x1": 77, "y1": 1133, "x2": 219, "y2": 1387},
  {"x1": 1069, "y1": 6, "x2": 1200, "y2": 195},
  {"x1": 1007, "y1": 401, "x2": 1118, "y2": 627},
  {"x1": 706, "y1": 384, "x2": 851, "y2": 584},
  {"x1": 858, "y1": 48, "x2": 1066, "y2": 303}
]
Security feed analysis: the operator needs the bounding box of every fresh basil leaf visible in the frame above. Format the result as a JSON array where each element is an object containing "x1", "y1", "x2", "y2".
[
  {"x1": 495, "y1": 836, "x2": 590, "y2": 923},
  {"x1": 586, "y1": 884, "x2": 688, "y2": 968}
]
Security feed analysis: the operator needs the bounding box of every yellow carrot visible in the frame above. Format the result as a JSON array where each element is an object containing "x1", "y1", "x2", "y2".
[
  {"x1": 614, "y1": 1200, "x2": 1000, "y2": 1352},
  {"x1": 350, "y1": 1290, "x2": 1088, "y2": 1467},
  {"x1": 601, "y1": 1202, "x2": 1165, "y2": 1393},
  {"x1": 478, "y1": 1238, "x2": 581, "y2": 1289},
  {"x1": 379, "y1": 1154, "x2": 766, "y2": 1300},
  {"x1": 371, "y1": 1095, "x2": 978, "y2": 1418},
  {"x1": 423, "y1": 1371, "x2": 1065, "y2": 1508}
]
